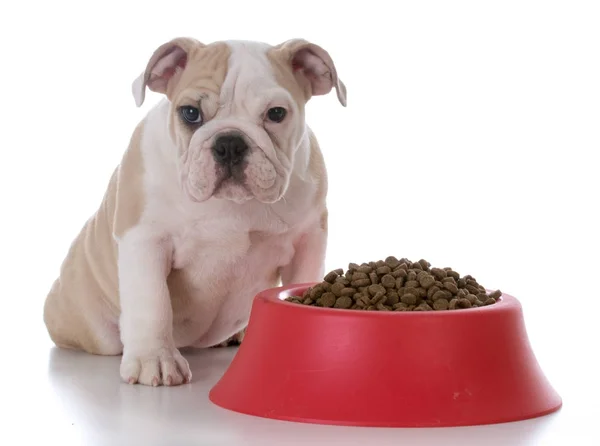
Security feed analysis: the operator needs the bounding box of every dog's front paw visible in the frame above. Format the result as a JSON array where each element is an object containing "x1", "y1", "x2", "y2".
[{"x1": 120, "y1": 346, "x2": 192, "y2": 386}]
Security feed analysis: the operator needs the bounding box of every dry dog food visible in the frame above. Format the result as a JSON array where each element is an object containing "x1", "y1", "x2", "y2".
[{"x1": 285, "y1": 257, "x2": 502, "y2": 311}]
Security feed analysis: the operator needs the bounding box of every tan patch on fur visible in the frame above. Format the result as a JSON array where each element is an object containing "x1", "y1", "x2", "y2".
[
  {"x1": 168, "y1": 43, "x2": 231, "y2": 147},
  {"x1": 43, "y1": 121, "x2": 149, "y2": 355},
  {"x1": 267, "y1": 45, "x2": 311, "y2": 115},
  {"x1": 113, "y1": 122, "x2": 145, "y2": 238}
]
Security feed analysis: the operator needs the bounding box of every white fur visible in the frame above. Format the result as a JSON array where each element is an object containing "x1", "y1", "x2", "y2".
[{"x1": 117, "y1": 41, "x2": 327, "y2": 386}]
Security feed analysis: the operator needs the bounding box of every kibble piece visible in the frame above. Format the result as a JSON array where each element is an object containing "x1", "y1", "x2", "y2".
[
  {"x1": 466, "y1": 293, "x2": 478, "y2": 304},
  {"x1": 376, "y1": 302, "x2": 390, "y2": 311},
  {"x1": 359, "y1": 295, "x2": 371, "y2": 306},
  {"x1": 385, "y1": 256, "x2": 401, "y2": 269},
  {"x1": 303, "y1": 297, "x2": 314, "y2": 305},
  {"x1": 489, "y1": 290, "x2": 502, "y2": 299},
  {"x1": 443, "y1": 282, "x2": 459, "y2": 294},
  {"x1": 465, "y1": 284, "x2": 480, "y2": 295},
  {"x1": 457, "y1": 298, "x2": 472, "y2": 309},
  {"x1": 433, "y1": 298, "x2": 449, "y2": 311},
  {"x1": 348, "y1": 263, "x2": 360, "y2": 272},
  {"x1": 357, "y1": 265, "x2": 373, "y2": 274},
  {"x1": 395, "y1": 277, "x2": 405, "y2": 289},
  {"x1": 418, "y1": 259, "x2": 431, "y2": 270},
  {"x1": 369, "y1": 272, "x2": 380, "y2": 284},
  {"x1": 352, "y1": 272, "x2": 368, "y2": 281},
  {"x1": 324, "y1": 271, "x2": 339, "y2": 283},
  {"x1": 484, "y1": 297, "x2": 497, "y2": 306},
  {"x1": 331, "y1": 282, "x2": 345, "y2": 297},
  {"x1": 407, "y1": 271, "x2": 418, "y2": 281},
  {"x1": 446, "y1": 270, "x2": 460, "y2": 280},
  {"x1": 368, "y1": 284, "x2": 386, "y2": 296},
  {"x1": 431, "y1": 268, "x2": 447, "y2": 279},
  {"x1": 335, "y1": 296, "x2": 353, "y2": 309},
  {"x1": 320, "y1": 292, "x2": 336, "y2": 307},
  {"x1": 418, "y1": 273, "x2": 435, "y2": 289},
  {"x1": 381, "y1": 274, "x2": 396, "y2": 288},
  {"x1": 427, "y1": 285, "x2": 440, "y2": 299},
  {"x1": 386, "y1": 291, "x2": 400, "y2": 306},
  {"x1": 345, "y1": 271, "x2": 354, "y2": 280},
  {"x1": 411, "y1": 262, "x2": 423, "y2": 270},
  {"x1": 401, "y1": 293, "x2": 417, "y2": 305},
  {"x1": 432, "y1": 290, "x2": 447, "y2": 301},
  {"x1": 457, "y1": 278, "x2": 467, "y2": 288},
  {"x1": 335, "y1": 276, "x2": 350, "y2": 286},
  {"x1": 310, "y1": 286, "x2": 325, "y2": 299},
  {"x1": 449, "y1": 298, "x2": 459, "y2": 310},
  {"x1": 415, "y1": 302, "x2": 433, "y2": 311},
  {"x1": 321, "y1": 282, "x2": 332, "y2": 292},
  {"x1": 405, "y1": 280, "x2": 419, "y2": 289},
  {"x1": 334, "y1": 268, "x2": 344, "y2": 275},
  {"x1": 371, "y1": 291, "x2": 387, "y2": 305},
  {"x1": 340, "y1": 287, "x2": 357, "y2": 297},
  {"x1": 366, "y1": 305, "x2": 376, "y2": 311},
  {"x1": 376, "y1": 265, "x2": 392, "y2": 276},
  {"x1": 351, "y1": 278, "x2": 371, "y2": 287}
]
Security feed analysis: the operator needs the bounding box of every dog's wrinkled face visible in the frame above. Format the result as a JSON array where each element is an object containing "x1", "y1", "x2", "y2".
[{"x1": 132, "y1": 38, "x2": 346, "y2": 204}]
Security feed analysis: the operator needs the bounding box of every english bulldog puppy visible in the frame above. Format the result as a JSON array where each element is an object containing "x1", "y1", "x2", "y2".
[{"x1": 43, "y1": 37, "x2": 346, "y2": 386}]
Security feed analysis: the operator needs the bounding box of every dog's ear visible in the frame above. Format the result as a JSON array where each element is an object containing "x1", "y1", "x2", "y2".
[
  {"x1": 277, "y1": 39, "x2": 347, "y2": 107},
  {"x1": 132, "y1": 37, "x2": 204, "y2": 107}
]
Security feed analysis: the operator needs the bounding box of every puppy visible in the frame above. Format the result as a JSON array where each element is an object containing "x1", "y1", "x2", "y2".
[{"x1": 43, "y1": 37, "x2": 346, "y2": 386}]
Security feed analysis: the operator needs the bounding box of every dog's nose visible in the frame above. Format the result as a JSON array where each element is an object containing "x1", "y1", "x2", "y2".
[{"x1": 212, "y1": 134, "x2": 249, "y2": 165}]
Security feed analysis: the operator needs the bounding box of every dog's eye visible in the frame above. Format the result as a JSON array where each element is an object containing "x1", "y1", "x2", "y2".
[
  {"x1": 266, "y1": 107, "x2": 287, "y2": 123},
  {"x1": 179, "y1": 106, "x2": 202, "y2": 124}
]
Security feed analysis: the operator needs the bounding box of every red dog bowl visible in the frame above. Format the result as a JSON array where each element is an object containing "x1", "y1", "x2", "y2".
[{"x1": 209, "y1": 283, "x2": 562, "y2": 427}]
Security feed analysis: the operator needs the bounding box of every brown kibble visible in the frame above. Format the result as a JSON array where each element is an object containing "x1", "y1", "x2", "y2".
[
  {"x1": 310, "y1": 285, "x2": 325, "y2": 299},
  {"x1": 446, "y1": 270, "x2": 460, "y2": 280},
  {"x1": 381, "y1": 274, "x2": 396, "y2": 288},
  {"x1": 449, "y1": 298, "x2": 459, "y2": 310},
  {"x1": 324, "y1": 271, "x2": 339, "y2": 283},
  {"x1": 366, "y1": 305, "x2": 376, "y2": 311},
  {"x1": 351, "y1": 279, "x2": 371, "y2": 287},
  {"x1": 405, "y1": 280, "x2": 419, "y2": 289},
  {"x1": 320, "y1": 292, "x2": 336, "y2": 307},
  {"x1": 411, "y1": 262, "x2": 423, "y2": 270},
  {"x1": 418, "y1": 259, "x2": 430, "y2": 270},
  {"x1": 334, "y1": 268, "x2": 344, "y2": 275},
  {"x1": 489, "y1": 289, "x2": 502, "y2": 299},
  {"x1": 432, "y1": 290, "x2": 447, "y2": 301},
  {"x1": 466, "y1": 293, "x2": 478, "y2": 304},
  {"x1": 331, "y1": 282, "x2": 345, "y2": 297},
  {"x1": 321, "y1": 282, "x2": 332, "y2": 292},
  {"x1": 386, "y1": 291, "x2": 400, "y2": 306},
  {"x1": 371, "y1": 291, "x2": 387, "y2": 305},
  {"x1": 376, "y1": 302, "x2": 390, "y2": 311},
  {"x1": 357, "y1": 265, "x2": 373, "y2": 274},
  {"x1": 340, "y1": 287, "x2": 357, "y2": 297},
  {"x1": 433, "y1": 299, "x2": 449, "y2": 310},
  {"x1": 457, "y1": 298, "x2": 472, "y2": 309},
  {"x1": 359, "y1": 295, "x2": 371, "y2": 306},
  {"x1": 457, "y1": 278, "x2": 467, "y2": 288},
  {"x1": 401, "y1": 293, "x2": 417, "y2": 305},
  {"x1": 418, "y1": 273, "x2": 435, "y2": 289},
  {"x1": 443, "y1": 282, "x2": 459, "y2": 294},
  {"x1": 431, "y1": 268, "x2": 447, "y2": 279},
  {"x1": 385, "y1": 256, "x2": 401, "y2": 268},
  {"x1": 352, "y1": 272, "x2": 368, "y2": 281},
  {"x1": 345, "y1": 271, "x2": 354, "y2": 280},
  {"x1": 465, "y1": 284, "x2": 480, "y2": 295},
  {"x1": 415, "y1": 302, "x2": 433, "y2": 311},
  {"x1": 393, "y1": 267, "x2": 408, "y2": 278},
  {"x1": 369, "y1": 272, "x2": 380, "y2": 284},
  {"x1": 427, "y1": 285, "x2": 440, "y2": 299},
  {"x1": 484, "y1": 297, "x2": 496, "y2": 306},
  {"x1": 407, "y1": 271, "x2": 418, "y2": 281},
  {"x1": 376, "y1": 265, "x2": 392, "y2": 275},
  {"x1": 348, "y1": 263, "x2": 360, "y2": 272},
  {"x1": 302, "y1": 297, "x2": 314, "y2": 305},
  {"x1": 335, "y1": 296, "x2": 353, "y2": 309},
  {"x1": 368, "y1": 284, "x2": 386, "y2": 296},
  {"x1": 395, "y1": 277, "x2": 405, "y2": 289},
  {"x1": 393, "y1": 303, "x2": 409, "y2": 311},
  {"x1": 335, "y1": 276, "x2": 350, "y2": 286}
]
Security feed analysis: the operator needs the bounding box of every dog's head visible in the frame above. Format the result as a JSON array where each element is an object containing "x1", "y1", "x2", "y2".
[{"x1": 132, "y1": 37, "x2": 346, "y2": 204}]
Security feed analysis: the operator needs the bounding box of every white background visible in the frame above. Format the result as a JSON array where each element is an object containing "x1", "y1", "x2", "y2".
[{"x1": 0, "y1": 0, "x2": 598, "y2": 444}]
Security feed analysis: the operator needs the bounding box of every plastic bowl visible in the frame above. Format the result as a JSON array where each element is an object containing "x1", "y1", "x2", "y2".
[{"x1": 209, "y1": 283, "x2": 562, "y2": 427}]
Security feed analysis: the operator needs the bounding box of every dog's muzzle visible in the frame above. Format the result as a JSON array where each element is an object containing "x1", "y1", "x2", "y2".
[{"x1": 212, "y1": 133, "x2": 248, "y2": 167}]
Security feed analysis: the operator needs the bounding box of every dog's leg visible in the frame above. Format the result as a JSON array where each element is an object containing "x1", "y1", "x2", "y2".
[
  {"x1": 117, "y1": 233, "x2": 192, "y2": 386},
  {"x1": 281, "y1": 215, "x2": 328, "y2": 285}
]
